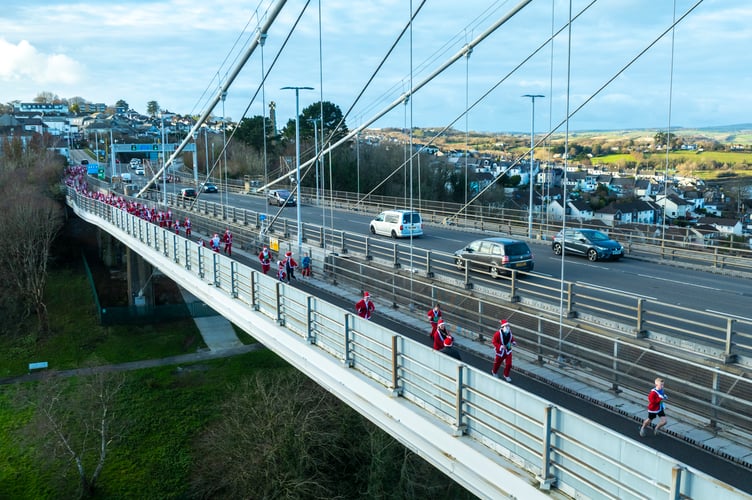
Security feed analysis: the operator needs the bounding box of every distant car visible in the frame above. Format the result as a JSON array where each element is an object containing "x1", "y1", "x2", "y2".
[
  {"x1": 369, "y1": 209, "x2": 423, "y2": 238},
  {"x1": 135, "y1": 167, "x2": 145, "y2": 175},
  {"x1": 81, "y1": 159, "x2": 89, "y2": 165},
  {"x1": 179, "y1": 187, "x2": 197, "y2": 198},
  {"x1": 454, "y1": 237, "x2": 534, "y2": 278},
  {"x1": 130, "y1": 158, "x2": 141, "y2": 169},
  {"x1": 120, "y1": 172, "x2": 132, "y2": 182},
  {"x1": 201, "y1": 182, "x2": 218, "y2": 193},
  {"x1": 552, "y1": 228, "x2": 623, "y2": 262},
  {"x1": 267, "y1": 189, "x2": 295, "y2": 206}
]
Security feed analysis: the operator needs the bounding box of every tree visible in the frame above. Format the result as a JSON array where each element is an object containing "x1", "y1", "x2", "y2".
[
  {"x1": 189, "y1": 371, "x2": 471, "y2": 499},
  {"x1": 282, "y1": 101, "x2": 349, "y2": 144},
  {"x1": 0, "y1": 178, "x2": 63, "y2": 335},
  {"x1": 115, "y1": 99, "x2": 129, "y2": 111},
  {"x1": 34, "y1": 91, "x2": 58, "y2": 103},
  {"x1": 234, "y1": 115, "x2": 276, "y2": 152},
  {"x1": 18, "y1": 370, "x2": 127, "y2": 498},
  {"x1": 147, "y1": 101, "x2": 159, "y2": 116}
]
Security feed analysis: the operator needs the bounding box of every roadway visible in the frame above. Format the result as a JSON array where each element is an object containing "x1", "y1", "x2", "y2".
[{"x1": 196, "y1": 187, "x2": 752, "y2": 326}]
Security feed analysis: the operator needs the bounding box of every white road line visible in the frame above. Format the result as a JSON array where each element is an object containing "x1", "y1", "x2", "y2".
[
  {"x1": 576, "y1": 281, "x2": 656, "y2": 301},
  {"x1": 430, "y1": 235, "x2": 468, "y2": 243},
  {"x1": 705, "y1": 310, "x2": 752, "y2": 322},
  {"x1": 637, "y1": 274, "x2": 723, "y2": 291}
]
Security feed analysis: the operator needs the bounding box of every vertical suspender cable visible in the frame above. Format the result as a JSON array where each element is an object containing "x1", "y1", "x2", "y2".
[
  {"x1": 662, "y1": 0, "x2": 677, "y2": 242},
  {"x1": 557, "y1": 0, "x2": 574, "y2": 364}
]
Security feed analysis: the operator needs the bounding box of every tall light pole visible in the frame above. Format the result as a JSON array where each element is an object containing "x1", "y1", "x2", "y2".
[
  {"x1": 160, "y1": 111, "x2": 167, "y2": 206},
  {"x1": 281, "y1": 86, "x2": 314, "y2": 255},
  {"x1": 523, "y1": 94, "x2": 544, "y2": 239}
]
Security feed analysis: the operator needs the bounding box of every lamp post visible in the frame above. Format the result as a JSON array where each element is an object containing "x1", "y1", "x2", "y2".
[
  {"x1": 523, "y1": 94, "x2": 544, "y2": 239},
  {"x1": 281, "y1": 85, "x2": 314, "y2": 254},
  {"x1": 160, "y1": 111, "x2": 167, "y2": 206}
]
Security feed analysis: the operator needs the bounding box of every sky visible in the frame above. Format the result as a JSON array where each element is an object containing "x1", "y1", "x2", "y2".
[{"x1": 1, "y1": 0, "x2": 751, "y2": 134}]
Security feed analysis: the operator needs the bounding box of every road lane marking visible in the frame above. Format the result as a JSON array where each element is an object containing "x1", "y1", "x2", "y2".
[
  {"x1": 576, "y1": 281, "x2": 656, "y2": 301},
  {"x1": 637, "y1": 274, "x2": 723, "y2": 291}
]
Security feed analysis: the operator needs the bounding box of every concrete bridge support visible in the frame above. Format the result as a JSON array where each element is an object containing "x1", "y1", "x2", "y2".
[{"x1": 126, "y1": 246, "x2": 155, "y2": 307}]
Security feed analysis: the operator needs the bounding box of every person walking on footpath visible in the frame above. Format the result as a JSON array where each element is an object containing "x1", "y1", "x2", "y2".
[
  {"x1": 355, "y1": 291, "x2": 375, "y2": 320},
  {"x1": 300, "y1": 252, "x2": 312, "y2": 278},
  {"x1": 491, "y1": 319, "x2": 517, "y2": 382},
  {"x1": 640, "y1": 377, "x2": 669, "y2": 437},
  {"x1": 427, "y1": 304, "x2": 442, "y2": 339},
  {"x1": 432, "y1": 319, "x2": 449, "y2": 351},
  {"x1": 442, "y1": 335, "x2": 462, "y2": 361},
  {"x1": 211, "y1": 233, "x2": 221, "y2": 252},
  {"x1": 223, "y1": 228, "x2": 233, "y2": 256},
  {"x1": 283, "y1": 251, "x2": 298, "y2": 282},
  {"x1": 259, "y1": 245, "x2": 272, "y2": 275},
  {"x1": 184, "y1": 217, "x2": 192, "y2": 237}
]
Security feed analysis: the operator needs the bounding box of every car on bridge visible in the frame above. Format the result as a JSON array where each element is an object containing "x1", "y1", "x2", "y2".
[
  {"x1": 552, "y1": 228, "x2": 623, "y2": 262},
  {"x1": 454, "y1": 237, "x2": 534, "y2": 277},
  {"x1": 369, "y1": 209, "x2": 423, "y2": 238},
  {"x1": 268, "y1": 189, "x2": 295, "y2": 206},
  {"x1": 179, "y1": 187, "x2": 197, "y2": 199},
  {"x1": 201, "y1": 182, "x2": 218, "y2": 193}
]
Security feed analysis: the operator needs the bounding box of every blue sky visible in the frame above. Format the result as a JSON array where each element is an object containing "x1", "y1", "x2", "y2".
[{"x1": 1, "y1": 0, "x2": 750, "y2": 134}]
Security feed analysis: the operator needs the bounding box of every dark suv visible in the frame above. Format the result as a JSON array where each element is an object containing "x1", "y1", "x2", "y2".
[
  {"x1": 552, "y1": 228, "x2": 623, "y2": 261},
  {"x1": 454, "y1": 237, "x2": 534, "y2": 278}
]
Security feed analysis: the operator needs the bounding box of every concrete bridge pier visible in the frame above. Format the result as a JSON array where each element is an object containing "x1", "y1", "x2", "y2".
[{"x1": 126, "y1": 247, "x2": 155, "y2": 308}]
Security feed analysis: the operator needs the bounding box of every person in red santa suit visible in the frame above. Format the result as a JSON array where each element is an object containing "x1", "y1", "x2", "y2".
[
  {"x1": 432, "y1": 319, "x2": 449, "y2": 350},
  {"x1": 427, "y1": 304, "x2": 442, "y2": 339},
  {"x1": 283, "y1": 251, "x2": 298, "y2": 282},
  {"x1": 184, "y1": 217, "x2": 192, "y2": 237},
  {"x1": 258, "y1": 245, "x2": 272, "y2": 274},
  {"x1": 355, "y1": 291, "x2": 375, "y2": 320},
  {"x1": 491, "y1": 319, "x2": 517, "y2": 382},
  {"x1": 276, "y1": 260, "x2": 287, "y2": 282},
  {"x1": 223, "y1": 228, "x2": 233, "y2": 256}
]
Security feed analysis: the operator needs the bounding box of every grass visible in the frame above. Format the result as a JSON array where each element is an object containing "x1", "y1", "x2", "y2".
[{"x1": 0, "y1": 261, "x2": 204, "y2": 378}]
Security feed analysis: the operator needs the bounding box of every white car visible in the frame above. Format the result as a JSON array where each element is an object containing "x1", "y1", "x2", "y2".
[
  {"x1": 135, "y1": 167, "x2": 145, "y2": 175},
  {"x1": 369, "y1": 210, "x2": 423, "y2": 238},
  {"x1": 121, "y1": 172, "x2": 132, "y2": 182}
]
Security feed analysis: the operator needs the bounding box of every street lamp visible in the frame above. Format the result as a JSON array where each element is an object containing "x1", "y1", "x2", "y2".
[
  {"x1": 281, "y1": 85, "x2": 314, "y2": 255},
  {"x1": 523, "y1": 94, "x2": 544, "y2": 239}
]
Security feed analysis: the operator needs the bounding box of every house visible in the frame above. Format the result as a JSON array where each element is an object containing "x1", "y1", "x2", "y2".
[
  {"x1": 608, "y1": 177, "x2": 636, "y2": 197},
  {"x1": 595, "y1": 200, "x2": 658, "y2": 225},
  {"x1": 655, "y1": 193, "x2": 693, "y2": 219},
  {"x1": 696, "y1": 217, "x2": 744, "y2": 237}
]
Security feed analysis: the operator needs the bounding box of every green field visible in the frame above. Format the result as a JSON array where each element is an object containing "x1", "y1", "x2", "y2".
[{"x1": 0, "y1": 259, "x2": 472, "y2": 499}]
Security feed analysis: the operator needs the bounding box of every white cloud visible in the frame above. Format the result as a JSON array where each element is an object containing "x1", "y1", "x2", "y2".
[{"x1": 0, "y1": 37, "x2": 83, "y2": 85}]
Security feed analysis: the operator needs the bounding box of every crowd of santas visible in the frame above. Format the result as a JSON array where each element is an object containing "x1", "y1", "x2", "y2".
[{"x1": 65, "y1": 165, "x2": 232, "y2": 254}]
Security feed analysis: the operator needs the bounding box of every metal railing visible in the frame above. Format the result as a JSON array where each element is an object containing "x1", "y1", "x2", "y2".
[{"x1": 66, "y1": 188, "x2": 751, "y2": 499}]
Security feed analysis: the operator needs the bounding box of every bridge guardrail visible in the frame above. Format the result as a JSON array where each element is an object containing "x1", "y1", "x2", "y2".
[{"x1": 67, "y1": 188, "x2": 750, "y2": 499}]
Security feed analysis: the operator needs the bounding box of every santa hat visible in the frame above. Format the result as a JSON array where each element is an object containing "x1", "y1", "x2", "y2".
[
  {"x1": 437, "y1": 319, "x2": 445, "y2": 327},
  {"x1": 285, "y1": 251, "x2": 292, "y2": 257},
  {"x1": 363, "y1": 291, "x2": 370, "y2": 298},
  {"x1": 500, "y1": 319, "x2": 509, "y2": 328},
  {"x1": 443, "y1": 336, "x2": 454, "y2": 347}
]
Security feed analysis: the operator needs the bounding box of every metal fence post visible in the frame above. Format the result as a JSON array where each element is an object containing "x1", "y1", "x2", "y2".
[
  {"x1": 724, "y1": 318, "x2": 735, "y2": 363},
  {"x1": 453, "y1": 364, "x2": 467, "y2": 436},
  {"x1": 306, "y1": 296, "x2": 315, "y2": 344},
  {"x1": 230, "y1": 261, "x2": 238, "y2": 298},
  {"x1": 669, "y1": 466, "x2": 684, "y2": 500},
  {"x1": 343, "y1": 314, "x2": 353, "y2": 366},
  {"x1": 537, "y1": 404, "x2": 554, "y2": 490},
  {"x1": 390, "y1": 335, "x2": 401, "y2": 396},
  {"x1": 212, "y1": 252, "x2": 220, "y2": 287}
]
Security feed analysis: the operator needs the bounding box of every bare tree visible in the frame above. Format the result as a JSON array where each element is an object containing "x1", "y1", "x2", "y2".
[
  {"x1": 0, "y1": 168, "x2": 64, "y2": 335},
  {"x1": 20, "y1": 369, "x2": 127, "y2": 498}
]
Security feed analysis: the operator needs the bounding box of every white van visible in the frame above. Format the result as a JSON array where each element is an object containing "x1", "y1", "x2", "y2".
[{"x1": 369, "y1": 210, "x2": 423, "y2": 238}]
